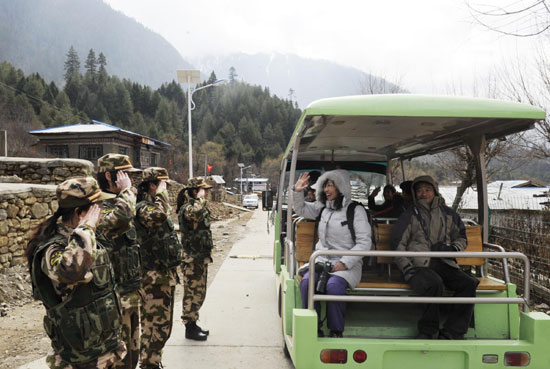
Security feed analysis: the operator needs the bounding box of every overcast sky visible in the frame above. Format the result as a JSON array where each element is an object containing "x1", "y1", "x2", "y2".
[{"x1": 104, "y1": 0, "x2": 540, "y2": 94}]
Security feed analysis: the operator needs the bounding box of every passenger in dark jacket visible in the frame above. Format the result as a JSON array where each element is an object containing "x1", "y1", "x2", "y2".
[
  {"x1": 368, "y1": 184, "x2": 404, "y2": 218},
  {"x1": 399, "y1": 180, "x2": 413, "y2": 210},
  {"x1": 390, "y1": 175, "x2": 479, "y2": 340}
]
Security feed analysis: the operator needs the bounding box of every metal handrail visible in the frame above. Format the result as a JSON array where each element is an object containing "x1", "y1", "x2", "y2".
[
  {"x1": 285, "y1": 239, "x2": 295, "y2": 278},
  {"x1": 307, "y1": 250, "x2": 530, "y2": 312},
  {"x1": 373, "y1": 217, "x2": 398, "y2": 224},
  {"x1": 484, "y1": 243, "x2": 510, "y2": 283}
]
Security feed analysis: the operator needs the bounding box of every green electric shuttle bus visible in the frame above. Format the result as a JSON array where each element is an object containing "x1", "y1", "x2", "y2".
[{"x1": 267, "y1": 94, "x2": 550, "y2": 369}]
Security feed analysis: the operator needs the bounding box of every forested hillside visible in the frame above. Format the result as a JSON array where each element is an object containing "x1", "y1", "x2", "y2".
[
  {"x1": 0, "y1": 0, "x2": 192, "y2": 87},
  {"x1": 0, "y1": 57, "x2": 301, "y2": 184}
]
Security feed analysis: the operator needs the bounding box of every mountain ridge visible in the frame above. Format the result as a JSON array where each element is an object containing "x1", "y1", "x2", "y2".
[
  {"x1": 0, "y1": 0, "x2": 193, "y2": 87},
  {"x1": 192, "y1": 52, "x2": 405, "y2": 107}
]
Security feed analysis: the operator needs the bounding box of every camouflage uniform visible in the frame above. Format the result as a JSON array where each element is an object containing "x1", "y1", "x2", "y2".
[
  {"x1": 179, "y1": 177, "x2": 213, "y2": 327},
  {"x1": 30, "y1": 178, "x2": 126, "y2": 369},
  {"x1": 135, "y1": 168, "x2": 181, "y2": 369},
  {"x1": 96, "y1": 154, "x2": 142, "y2": 369}
]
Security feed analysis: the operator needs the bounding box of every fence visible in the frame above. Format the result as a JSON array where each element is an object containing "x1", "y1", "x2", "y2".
[{"x1": 459, "y1": 197, "x2": 550, "y2": 306}]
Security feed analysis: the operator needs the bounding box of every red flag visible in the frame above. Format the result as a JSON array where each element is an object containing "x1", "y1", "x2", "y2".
[
  {"x1": 169, "y1": 159, "x2": 172, "y2": 166},
  {"x1": 207, "y1": 164, "x2": 213, "y2": 173}
]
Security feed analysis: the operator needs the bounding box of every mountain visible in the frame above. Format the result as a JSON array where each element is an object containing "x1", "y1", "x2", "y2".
[
  {"x1": 0, "y1": 0, "x2": 193, "y2": 87},
  {"x1": 193, "y1": 52, "x2": 405, "y2": 108}
]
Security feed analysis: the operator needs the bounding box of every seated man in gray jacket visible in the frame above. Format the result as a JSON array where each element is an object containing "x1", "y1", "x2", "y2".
[{"x1": 390, "y1": 175, "x2": 479, "y2": 340}]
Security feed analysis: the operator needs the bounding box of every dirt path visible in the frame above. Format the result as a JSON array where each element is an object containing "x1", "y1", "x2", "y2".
[{"x1": 0, "y1": 210, "x2": 253, "y2": 369}]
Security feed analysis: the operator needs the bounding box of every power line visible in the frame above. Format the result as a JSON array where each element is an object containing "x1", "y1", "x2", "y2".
[{"x1": 0, "y1": 80, "x2": 79, "y2": 121}]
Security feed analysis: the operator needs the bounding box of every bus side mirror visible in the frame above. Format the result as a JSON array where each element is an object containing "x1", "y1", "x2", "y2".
[{"x1": 262, "y1": 190, "x2": 273, "y2": 211}]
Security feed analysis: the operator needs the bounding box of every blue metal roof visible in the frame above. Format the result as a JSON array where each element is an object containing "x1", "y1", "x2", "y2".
[{"x1": 29, "y1": 120, "x2": 171, "y2": 147}]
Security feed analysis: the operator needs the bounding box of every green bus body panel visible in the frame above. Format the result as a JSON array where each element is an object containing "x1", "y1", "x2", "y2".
[
  {"x1": 281, "y1": 267, "x2": 295, "y2": 336},
  {"x1": 278, "y1": 261, "x2": 548, "y2": 368},
  {"x1": 289, "y1": 309, "x2": 550, "y2": 369},
  {"x1": 273, "y1": 210, "x2": 281, "y2": 274},
  {"x1": 274, "y1": 239, "x2": 281, "y2": 274}
]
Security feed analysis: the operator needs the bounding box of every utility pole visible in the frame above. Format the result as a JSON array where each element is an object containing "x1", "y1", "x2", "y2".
[{"x1": 0, "y1": 131, "x2": 7, "y2": 156}]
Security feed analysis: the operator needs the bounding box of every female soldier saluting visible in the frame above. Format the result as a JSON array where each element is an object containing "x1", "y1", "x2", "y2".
[
  {"x1": 135, "y1": 167, "x2": 182, "y2": 369},
  {"x1": 26, "y1": 177, "x2": 126, "y2": 369}
]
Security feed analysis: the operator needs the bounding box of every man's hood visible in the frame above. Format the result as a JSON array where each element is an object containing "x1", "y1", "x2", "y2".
[
  {"x1": 312, "y1": 169, "x2": 352, "y2": 204},
  {"x1": 412, "y1": 175, "x2": 440, "y2": 205}
]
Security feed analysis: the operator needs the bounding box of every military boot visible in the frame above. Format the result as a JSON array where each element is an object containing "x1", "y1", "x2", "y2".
[
  {"x1": 140, "y1": 363, "x2": 164, "y2": 369},
  {"x1": 185, "y1": 321, "x2": 208, "y2": 341},
  {"x1": 196, "y1": 322, "x2": 210, "y2": 336}
]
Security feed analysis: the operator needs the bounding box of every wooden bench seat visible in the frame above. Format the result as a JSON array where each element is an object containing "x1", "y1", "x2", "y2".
[
  {"x1": 294, "y1": 220, "x2": 507, "y2": 291},
  {"x1": 355, "y1": 273, "x2": 507, "y2": 290}
]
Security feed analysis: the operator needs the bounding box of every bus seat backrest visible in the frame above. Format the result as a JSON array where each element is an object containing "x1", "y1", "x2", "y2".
[
  {"x1": 374, "y1": 224, "x2": 484, "y2": 266},
  {"x1": 296, "y1": 220, "x2": 483, "y2": 267},
  {"x1": 374, "y1": 224, "x2": 393, "y2": 264},
  {"x1": 457, "y1": 226, "x2": 484, "y2": 266},
  {"x1": 296, "y1": 221, "x2": 315, "y2": 264}
]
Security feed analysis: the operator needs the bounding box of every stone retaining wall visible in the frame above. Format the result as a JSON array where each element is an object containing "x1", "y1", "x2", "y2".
[
  {"x1": 0, "y1": 158, "x2": 231, "y2": 269},
  {"x1": 0, "y1": 184, "x2": 56, "y2": 269},
  {"x1": 0, "y1": 158, "x2": 93, "y2": 185}
]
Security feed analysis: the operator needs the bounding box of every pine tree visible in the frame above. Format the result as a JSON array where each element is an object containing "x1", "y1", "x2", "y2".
[
  {"x1": 98, "y1": 52, "x2": 107, "y2": 73},
  {"x1": 85, "y1": 49, "x2": 97, "y2": 75},
  {"x1": 207, "y1": 71, "x2": 217, "y2": 84},
  {"x1": 63, "y1": 46, "x2": 81, "y2": 82},
  {"x1": 97, "y1": 52, "x2": 108, "y2": 85},
  {"x1": 229, "y1": 66, "x2": 238, "y2": 83}
]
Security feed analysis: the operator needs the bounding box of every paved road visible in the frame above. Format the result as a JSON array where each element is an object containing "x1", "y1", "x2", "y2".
[{"x1": 19, "y1": 209, "x2": 293, "y2": 369}]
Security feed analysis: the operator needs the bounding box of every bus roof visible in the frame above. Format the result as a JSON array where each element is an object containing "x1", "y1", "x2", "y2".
[{"x1": 285, "y1": 94, "x2": 546, "y2": 162}]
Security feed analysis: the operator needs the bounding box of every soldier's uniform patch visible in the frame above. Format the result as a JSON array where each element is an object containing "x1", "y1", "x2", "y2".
[
  {"x1": 102, "y1": 208, "x2": 116, "y2": 215},
  {"x1": 50, "y1": 250, "x2": 63, "y2": 267}
]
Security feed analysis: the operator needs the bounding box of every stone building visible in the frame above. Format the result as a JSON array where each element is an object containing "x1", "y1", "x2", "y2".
[{"x1": 29, "y1": 120, "x2": 171, "y2": 168}]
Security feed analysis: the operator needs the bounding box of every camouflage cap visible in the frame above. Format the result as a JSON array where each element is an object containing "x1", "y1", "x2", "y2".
[
  {"x1": 56, "y1": 177, "x2": 116, "y2": 209},
  {"x1": 142, "y1": 167, "x2": 169, "y2": 182},
  {"x1": 97, "y1": 153, "x2": 141, "y2": 173},
  {"x1": 187, "y1": 176, "x2": 212, "y2": 189}
]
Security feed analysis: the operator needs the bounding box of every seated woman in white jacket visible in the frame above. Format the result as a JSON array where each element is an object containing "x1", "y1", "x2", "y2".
[{"x1": 293, "y1": 169, "x2": 372, "y2": 338}]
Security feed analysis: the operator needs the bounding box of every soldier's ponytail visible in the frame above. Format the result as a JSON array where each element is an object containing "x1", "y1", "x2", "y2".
[
  {"x1": 25, "y1": 203, "x2": 91, "y2": 269},
  {"x1": 25, "y1": 207, "x2": 65, "y2": 267},
  {"x1": 137, "y1": 180, "x2": 160, "y2": 203},
  {"x1": 176, "y1": 188, "x2": 186, "y2": 214}
]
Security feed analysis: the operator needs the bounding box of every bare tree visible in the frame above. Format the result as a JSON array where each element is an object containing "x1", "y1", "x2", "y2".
[
  {"x1": 435, "y1": 70, "x2": 530, "y2": 210},
  {"x1": 435, "y1": 137, "x2": 525, "y2": 210},
  {"x1": 467, "y1": 0, "x2": 550, "y2": 37},
  {"x1": 494, "y1": 48, "x2": 550, "y2": 158},
  {"x1": 358, "y1": 72, "x2": 407, "y2": 95}
]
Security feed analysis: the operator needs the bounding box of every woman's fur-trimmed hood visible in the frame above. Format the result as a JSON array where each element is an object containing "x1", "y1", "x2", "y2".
[{"x1": 312, "y1": 169, "x2": 352, "y2": 204}]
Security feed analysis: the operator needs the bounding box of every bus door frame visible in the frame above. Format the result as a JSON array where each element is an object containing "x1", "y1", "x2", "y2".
[{"x1": 466, "y1": 134, "x2": 489, "y2": 245}]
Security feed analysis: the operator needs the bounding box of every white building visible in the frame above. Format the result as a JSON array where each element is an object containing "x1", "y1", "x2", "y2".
[{"x1": 235, "y1": 178, "x2": 268, "y2": 193}]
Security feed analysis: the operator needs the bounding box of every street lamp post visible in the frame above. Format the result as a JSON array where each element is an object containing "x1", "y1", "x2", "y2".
[
  {"x1": 237, "y1": 163, "x2": 251, "y2": 198},
  {"x1": 177, "y1": 69, "x2": 226, "y2": 178}
]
